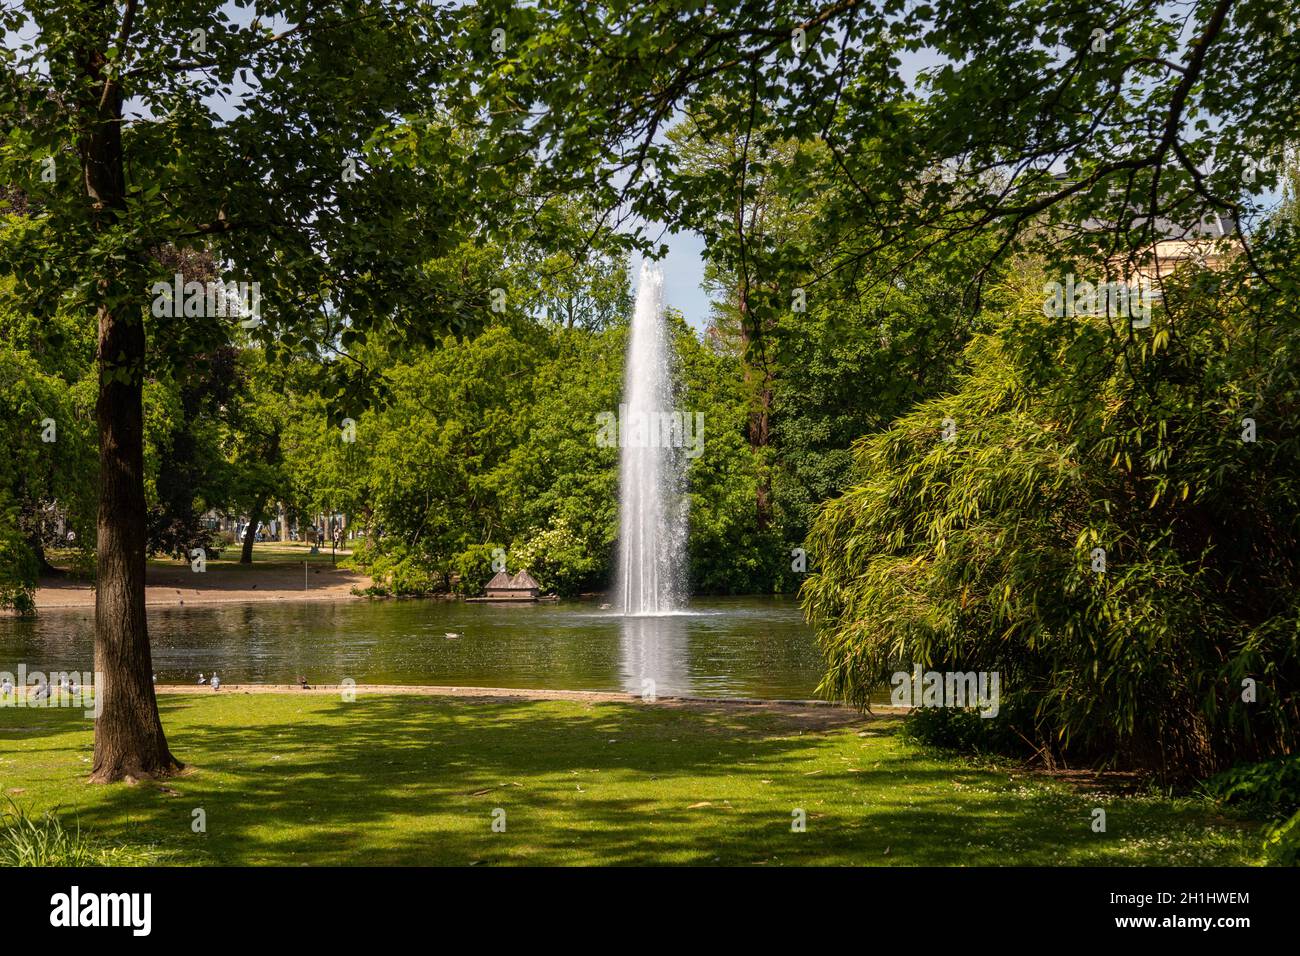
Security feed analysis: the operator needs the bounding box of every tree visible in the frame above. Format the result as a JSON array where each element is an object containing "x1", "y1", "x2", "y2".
[
  {"x1": 0, "y1": 273, "x2": 98, "y2": 585},
  {"x1": 481, "y1": 0, "x2": 1300, "y2": 770},
  {"x1": 0, "y1": 1, "x2": 485, "y2": 781},
  {"x1": 667, "y1": 118, "x2": 827, "y2": 529}
]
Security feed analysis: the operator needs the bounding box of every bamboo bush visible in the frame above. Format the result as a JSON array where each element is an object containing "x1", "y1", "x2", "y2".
[{"x1": 803, "y1": 251, "x2": 1300, "y2": 779}]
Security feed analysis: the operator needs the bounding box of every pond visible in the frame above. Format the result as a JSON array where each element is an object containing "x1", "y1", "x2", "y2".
[{"x1": 0, "y1": 596, "x2": 828, "y2": 700}]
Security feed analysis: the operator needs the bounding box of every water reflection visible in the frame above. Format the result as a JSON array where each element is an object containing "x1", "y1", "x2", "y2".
[
  {"x1": 618, "y1": 613, "x2": 690, "y2": 697},
  {"x1": 0, "y1": 597, "x2": 825, "y2": 700}
]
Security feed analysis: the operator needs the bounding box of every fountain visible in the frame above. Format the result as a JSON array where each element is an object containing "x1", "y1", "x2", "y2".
[{"x1": 615, "y1": 261, "x2": 688, "y2": 616}]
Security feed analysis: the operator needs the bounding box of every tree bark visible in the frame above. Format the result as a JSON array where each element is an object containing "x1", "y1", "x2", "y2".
[
  {"x1": 81, "y1": 40, "x2": 179, "y2": 783},
  {"x1": 27, "y1": 531, "x2": 62, "y2": 577},
  {"x1": 737, "y1": 284, "x2": 773, "y2": 530},
  {"x1": 240, "y1": 498, "x2": 266, "y2": 564}
]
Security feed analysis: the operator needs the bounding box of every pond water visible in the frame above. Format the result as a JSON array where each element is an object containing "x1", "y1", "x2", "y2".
[{"x1": 0, "y1": 596, "x2": 828, "y2": 700}]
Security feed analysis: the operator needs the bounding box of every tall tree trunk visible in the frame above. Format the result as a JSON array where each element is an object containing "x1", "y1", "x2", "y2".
[
  {"x1": 27, "y1": 530, "x2": 61, "y2": 577},
  {"x1": 241, "y1": 498, "x2": 266, "y2": 564},
  {"x1": 747, "y1": 377, "x2": 773, "y2": 526},
  {"x1": 362, "y1": 504, "x2": 376, "y2": 548},
  {"x1": 82, "y1": 40, "x2": 179, "y2": 783},
  {"x1": 278, "y1": 502, "x2": 289, "y2": 542},
  {"x1": 737, "y1": 285, "x2": 773, "y2": 530}
]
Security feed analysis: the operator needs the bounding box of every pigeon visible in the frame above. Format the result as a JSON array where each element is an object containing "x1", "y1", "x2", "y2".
[
  {"x1": 210, "y1": 674, "x2": 220, "y2": 691},
  {"x1": 31, "y1": 680, "x2": 50, "y2": 702},
  {"x1": 197, "y1": 673, "x2": 206, "y2": 685},
  {"x1": 152, "y1": 673, "x2": 157, "y2": 684},
  {"x1": 69, "y1": 679, "x2": 79, "y2": 696},
  {"x1": 1, "y1": 676, "x2": 12, "y2": 696},
  {"x1": 444, "y1": 632, "x2": 463, "y2": 639},
  {"x1": 297, "y1": 676, "x2": 312, "y2": 690}
]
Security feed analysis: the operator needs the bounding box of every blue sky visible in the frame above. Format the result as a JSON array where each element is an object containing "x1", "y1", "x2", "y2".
[{"x1": 646, "y1": 232, "x2": 710, "y2": 330}]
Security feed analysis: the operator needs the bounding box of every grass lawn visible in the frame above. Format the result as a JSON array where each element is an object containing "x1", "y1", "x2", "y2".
[
  {"x1": 144, "y1": 541, "x2": 352, "y2": 571},
  {"x1": 0, "y1": 693, "x2": 1260, "y2": 866}
]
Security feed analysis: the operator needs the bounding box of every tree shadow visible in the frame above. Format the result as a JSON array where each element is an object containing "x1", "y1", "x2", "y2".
[{"x1": 0, "y1": 695, "x2": 1252, "y2": 866}]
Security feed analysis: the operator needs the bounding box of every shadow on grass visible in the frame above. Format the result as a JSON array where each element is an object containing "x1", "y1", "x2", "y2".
[{"x1": 0, "y1": 695, "x2": 1254, "y2": 866}]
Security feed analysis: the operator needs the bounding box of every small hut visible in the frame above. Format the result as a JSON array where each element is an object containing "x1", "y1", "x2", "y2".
[{"x1": 484, "y1": 569, "x2": 540, "y2": 601}]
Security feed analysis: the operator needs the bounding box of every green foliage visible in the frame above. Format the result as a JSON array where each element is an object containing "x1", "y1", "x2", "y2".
[
  {"x1": 0, "y1": 492, "x2": 38, "y2": 614},
  {"x1": 449, "y1": 543, "x2": 501, "y2": 597},
  {"x1": 353, "y1": 543, "x2": 448, "y2": 598},
  {"x1": 898, "y1": 702, "x2": 1030, "y2": 757},
  {"x1": 0, "y1": 336, "x2": 95, "y2": 581},
  {"x1": 1204, "y1": 758, "x2": 1300, "y2": 867},
  {"x1": 342, "y1": 303, "x2": 812, "y2": 598},
  {"x1": 513, "y1": 516, "x2": 603, "y2": 597},
  {"x1": 804, "y1": 259, "x2": 1300, "y2": 778},
  {"x1": 771, "y1": 251, "x2": 991, "y2": 536},
  {"x1": 1262, "y1": 811, "x2": 1300, "y2": 867},
  {"x1": 1204, "y1": 757, "x2": 1300, "y2": 818}
]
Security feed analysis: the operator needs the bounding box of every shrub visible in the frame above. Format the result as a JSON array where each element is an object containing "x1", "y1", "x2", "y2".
[
  {"x1": 0, "y1": 503, "x2": 37, "y2": 615},
  {"x1": 1203, "y1": 757, "x2": 1300, "y2": 817},
  {"x1": 512, "y1": 517, "x2": 603, "y2": 596},
  {"x1": 1203, "y1": 758, "x2": 1300, "y2": 867},
  {"x1": 1262, "y1": 811, "x2": 1300, "y2": 867},
  {"x1": 899, "y1": 699, "x2": 1033, "y2": 756},
  {"x1": 803, "y1": 260, "x2": 1300, "y2": 779}
]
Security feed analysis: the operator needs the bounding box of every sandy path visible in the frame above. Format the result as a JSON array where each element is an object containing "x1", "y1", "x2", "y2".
[{"x1": 35, "y1": 560, "x2": 370, "y2": 609}]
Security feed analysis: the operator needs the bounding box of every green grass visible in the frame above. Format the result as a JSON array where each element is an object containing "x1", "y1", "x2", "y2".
[
  {"x1": 46, "y1": 543, "x2": 350, "y2": 582},
  {"x1": 0, "y1": 798, "x2": 152, "y2": 866},
  {"x1": 0, "y1": 694, "x2": 1260, "y2": 866},
  {"x1": 144, "y1": 541, "x2": 349, "y2": 570}
]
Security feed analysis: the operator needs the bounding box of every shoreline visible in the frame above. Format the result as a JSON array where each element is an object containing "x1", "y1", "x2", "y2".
[
  {"x1": 150, "y1": 681, "x2": 880, "y2": 708},
  {"x1": 33, "y1": 555, "x2": 370, "y2": 610}
]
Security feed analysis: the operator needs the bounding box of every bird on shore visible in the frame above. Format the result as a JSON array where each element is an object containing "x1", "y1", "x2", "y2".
[
  {"x1": 297, "y1": 676, "x2": 312, "y2": 690},
  {"x1": 210, "y1": 674, "x2": 220, "y2": 691},
  {"x1": 1, "y1": 676, "x2": 12, "y2": 696},
  {"x1": 197, "y1": 673, "x2": 206, "y2": 684},
  {"x1": 152, "y1": 673, "x2": 157, "y2": 684},
  {"x1": 31, "y1": 680, "x2": 49, "y2": 702},
  {"x1": 69, "y1": 678, "x2": 79, "y2": 696},
  {"x1": 599, "y1": 603, "x2": 611, "y2": 610},
  {"x1": 445, "y1": 631, "x2": 462, "y2": 639}
]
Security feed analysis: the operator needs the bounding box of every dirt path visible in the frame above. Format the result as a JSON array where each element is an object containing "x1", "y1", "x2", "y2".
[{"x1": 36, "y1": 557, "x2": 370, "y2": 609}]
